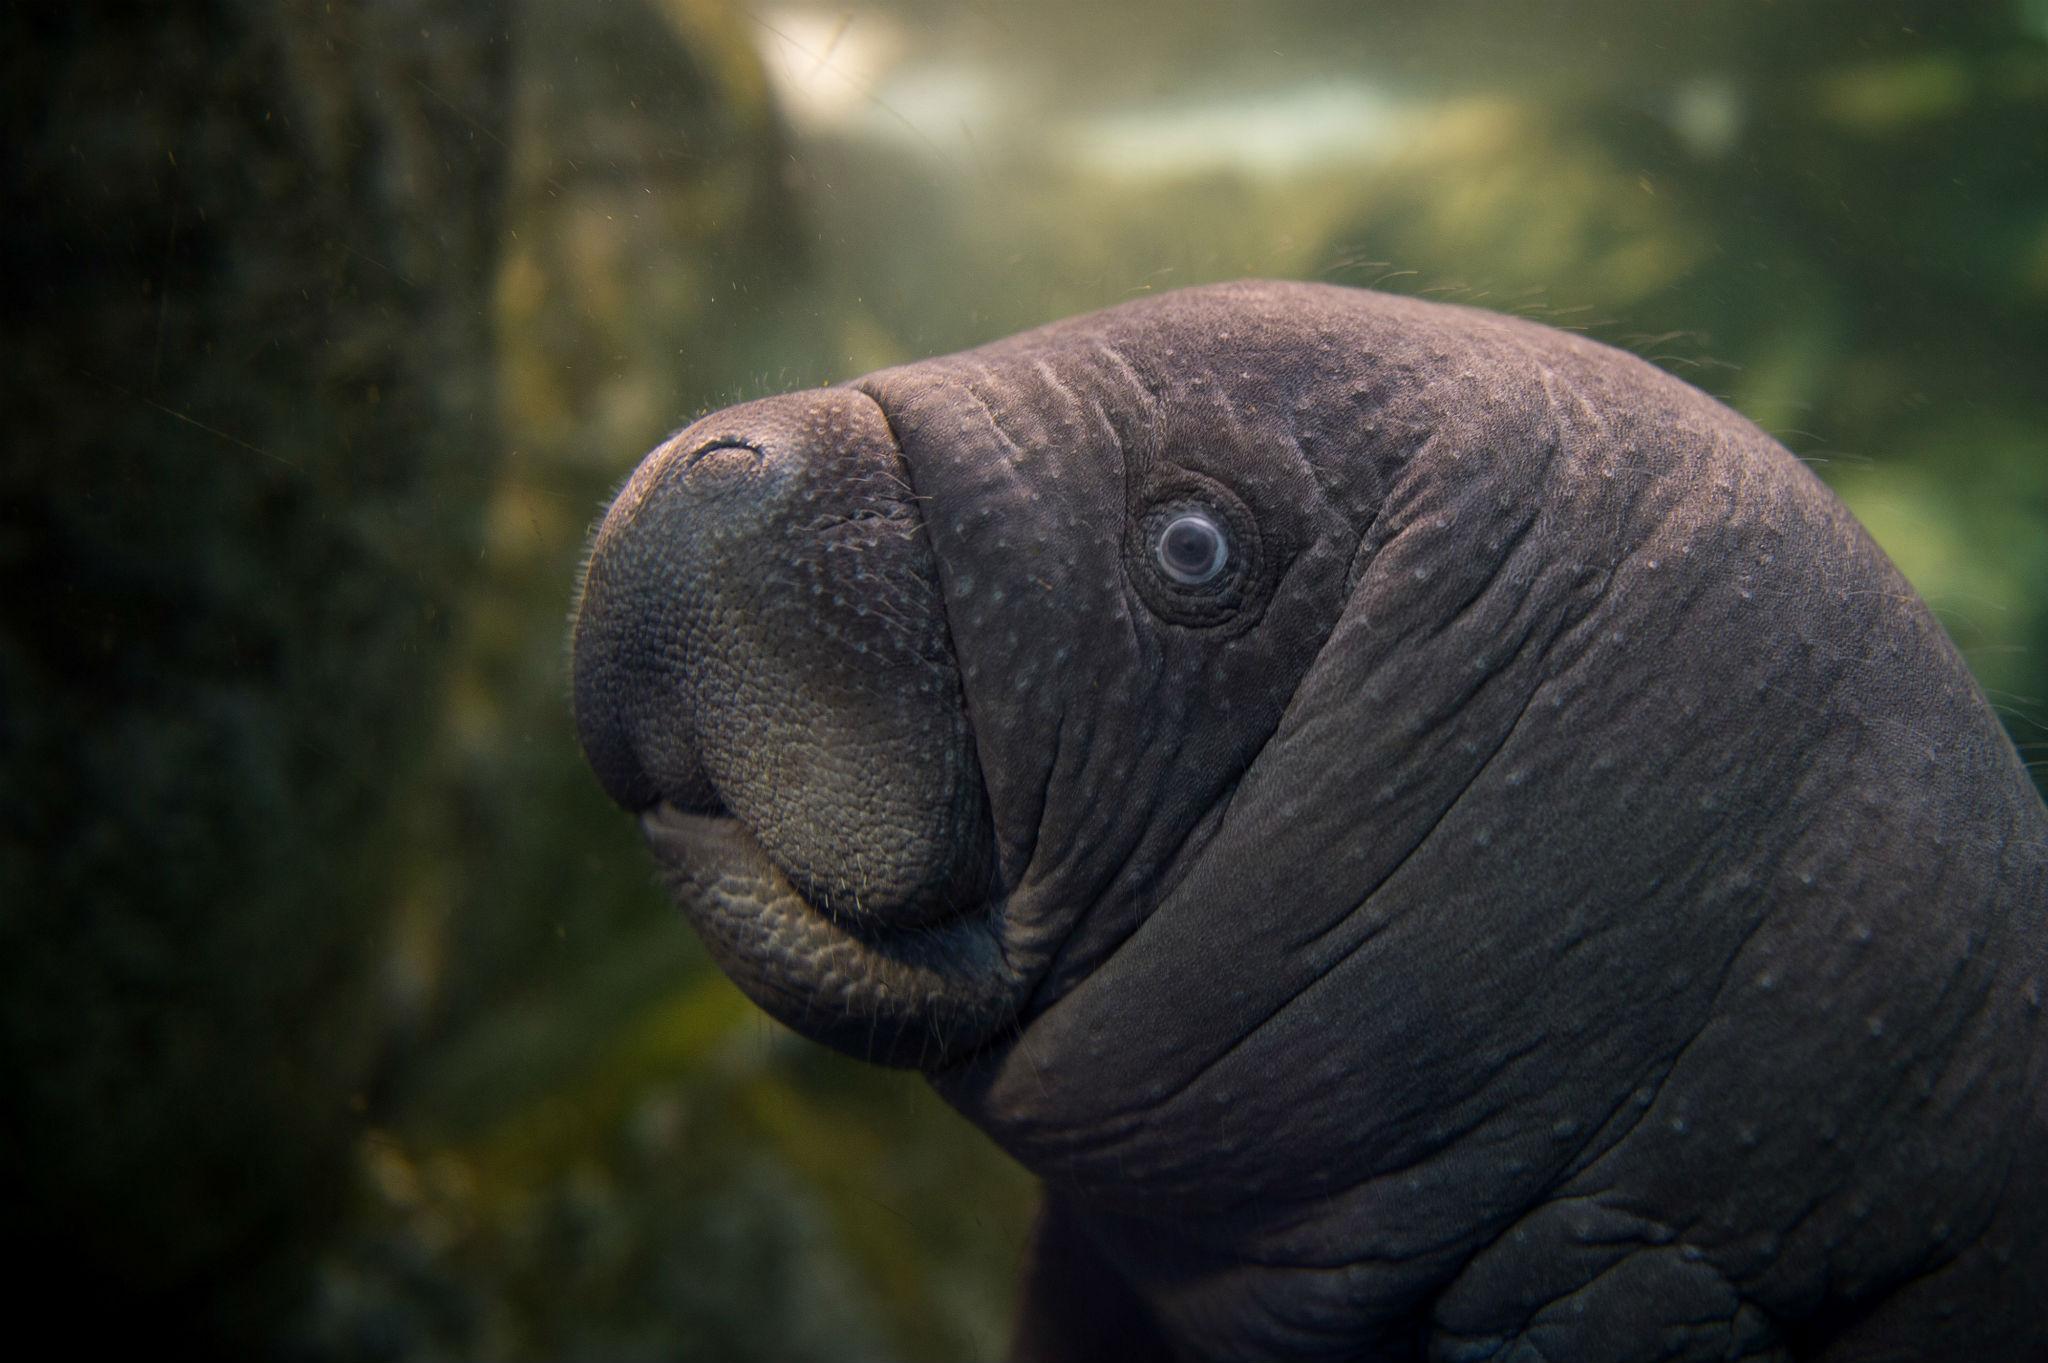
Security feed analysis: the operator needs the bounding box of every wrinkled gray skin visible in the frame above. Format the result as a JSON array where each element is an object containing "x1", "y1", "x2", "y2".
[{"x1": 572, "y1": 282, "x2": 2048, "y2": 1361}]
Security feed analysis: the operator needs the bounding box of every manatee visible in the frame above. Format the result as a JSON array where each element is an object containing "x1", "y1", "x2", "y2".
[{"x1": 569, "y1": 281, "x2": 2048, "y2": 1361}]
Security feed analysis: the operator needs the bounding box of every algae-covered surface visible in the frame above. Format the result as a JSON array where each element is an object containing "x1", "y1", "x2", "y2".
[{"x1": 4, "y1": 3, "x2": 2043, "y2": 1358}]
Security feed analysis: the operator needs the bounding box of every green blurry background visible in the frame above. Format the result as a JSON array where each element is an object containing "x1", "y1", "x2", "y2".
[{"x1": 3, "y1": 2, "x2": 2044, "y2": 1359}]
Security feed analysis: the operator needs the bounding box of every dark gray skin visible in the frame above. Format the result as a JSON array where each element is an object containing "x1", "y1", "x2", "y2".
[{"x1": 571, "y1": 281, "x2": 2048, "y2": 1361}]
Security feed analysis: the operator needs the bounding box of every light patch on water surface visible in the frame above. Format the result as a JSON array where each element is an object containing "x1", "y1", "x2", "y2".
[
  {"x1": 750, "y1": 6, "x2": 1017, "y2": 158},
  {"x1": 748, "y1": 13, "x2": 1415, "y2": 178},
  {"x1": 1664, "y1": 75, "x2": 1743, "y2": 158},
  {"x1": 1814, "y1": 54, "x2": 1972, "y2": 131},
  {"x1": 1062, "y1": 81, "x2": 1417, "y2": 179},
  {"x1": 751, "y1": 8, "x2": 913, "y2": 131}
]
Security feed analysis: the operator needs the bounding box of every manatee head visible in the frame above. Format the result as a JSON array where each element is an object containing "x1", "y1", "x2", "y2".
[
  {"x1": 570, "y1": 283, "x2": 1370, "y2": 1067},
  {"x1": 571, "y1": 281, "x2": 2047, "y2": 1356}
]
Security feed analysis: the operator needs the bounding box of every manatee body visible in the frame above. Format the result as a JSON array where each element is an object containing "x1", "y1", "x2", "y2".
[{"x1": 571, "y1": 282, "x2": 2048, "y2": 1361}]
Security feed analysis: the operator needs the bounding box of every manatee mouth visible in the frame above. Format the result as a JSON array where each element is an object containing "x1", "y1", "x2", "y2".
[
  {"x1": 571, "y1": 388, "x2": 1025, "y2": 1067},
  {"x1": 637, "y1": 800, "x2": 1019, "y2": 1066}
]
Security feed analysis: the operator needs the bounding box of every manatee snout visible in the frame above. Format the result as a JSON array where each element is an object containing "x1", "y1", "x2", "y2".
[{"x1": 570, "y1": 388, "x2": 1017, "y2": 1065}]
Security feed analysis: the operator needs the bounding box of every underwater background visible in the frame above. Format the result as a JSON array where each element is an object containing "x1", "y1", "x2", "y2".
[{"x1": 4, "y1": 2, "x2": 2044, "y2": 1358}]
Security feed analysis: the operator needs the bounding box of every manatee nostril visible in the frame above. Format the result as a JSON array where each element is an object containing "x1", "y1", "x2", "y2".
[{"x1": 680, "y1": 439, "x2": 763, "y2": 479}]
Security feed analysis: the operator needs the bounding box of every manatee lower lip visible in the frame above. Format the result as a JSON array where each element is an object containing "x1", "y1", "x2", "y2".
[
  {"x1": 639, "y1": 801, "x2": 962, "y2": 932},
  {"x1": 637, "y1": 801, "x2": 1025, "y2": 1068},
  {"x1": 639, "y1": 800, "x2": 757, "y2": 876}
]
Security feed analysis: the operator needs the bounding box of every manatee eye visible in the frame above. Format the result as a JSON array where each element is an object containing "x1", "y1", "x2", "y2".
[
  {"x1": 1155, "y1": 512, "x2": 1229, "y2": 585},
  {"x1": 1130, "y1": 480, "x2": 1259, "y2": 628}
]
